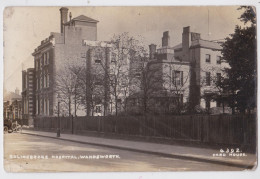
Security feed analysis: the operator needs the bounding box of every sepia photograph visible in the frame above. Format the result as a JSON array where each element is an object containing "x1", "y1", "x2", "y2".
[{"x1": 2, "y1": 5, "x2": 257, "y2": 172}]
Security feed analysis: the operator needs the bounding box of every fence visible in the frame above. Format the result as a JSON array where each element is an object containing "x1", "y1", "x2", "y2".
[{"x1": 33, "y1": 114, "x2": 256, "y2": 145}]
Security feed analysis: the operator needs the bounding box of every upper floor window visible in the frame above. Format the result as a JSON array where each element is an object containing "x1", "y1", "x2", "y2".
[
  {"x1": 216, "y1": 56, "x2": 221, "y2": 64},
  {"x1": 43, "y1": 52, "x2": 50, "y2": 65},
  {"x1": 95, "y1": 59, "x2": 101, "y2": 64},
  {"x1": 35, "y1": 60, "x2": 38, "y2": 70},
  {"x1": 47, "y1": 52, "x2": 50, "y2": 64},
  {"x1": 172, "y1": 70, "x2": 183, "y2": 86},
  {"x1": 41, "y1": 56, "x2": 43, "y2": 68},
  {"x1": 206, "y1": 72, "x2": 211, "y2": 86},
  {"x1": 216, "y1": 73, "x2": 221, "y2": 83},
  {"x1": 135, "y1": 73, "x2": 141, "y2": 78},
  {"x1": 111, "y1": 52, "x2": 117, "y2": 63},
  {"x1": 38, "y1": 60, "x2": 40, "y2": 70},
  {"x1": 205, "y1": 54, "x2": 211, "y2": 63},
  {"x1": 43, "y1": 53, "x2": 46, "y2": 65},
  {"x1": 36, "y1": 78, "x2": 38, "y2": 90}
]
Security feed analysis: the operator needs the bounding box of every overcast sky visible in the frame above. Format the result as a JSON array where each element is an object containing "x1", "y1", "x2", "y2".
[{"x1": 3, "y1": 6, "x2": 244, "y2": 93}]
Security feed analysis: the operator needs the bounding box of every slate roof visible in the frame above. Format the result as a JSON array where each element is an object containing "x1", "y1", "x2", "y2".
[{"x1": 72, "y1": 15, "x2": 99, "y2": 23}]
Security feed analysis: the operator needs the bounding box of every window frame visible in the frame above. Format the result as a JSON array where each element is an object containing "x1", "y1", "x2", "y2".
[
  {"x1": 205, "y1": 54, "x2": 211, "y2": 63},
  {"x1": 206, "y1": 72, "x2": 211, "y2": 86},
  {"x1": 216, "y1": 56, "x2": 221, "y2": 64},
  {"x1": 172, "y1": 70, "x2": 183, "y2": 86}
]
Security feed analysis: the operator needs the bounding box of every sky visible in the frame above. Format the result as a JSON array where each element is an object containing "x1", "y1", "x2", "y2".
[{"x1": 3, "y1": 6, "x2": 244, "y2": 93}]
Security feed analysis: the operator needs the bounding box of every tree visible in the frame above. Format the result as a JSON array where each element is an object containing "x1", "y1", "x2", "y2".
[
  {"x1": 55, "y1": 60, "x2": 83, "y2": 117},
  {"x1": 78, "y1": 56, "x2": 102, "y2": 116},
  {"x1": 220, "y1": 6, "x2": 256, "y2": 113},
  {"x1": 103, "y1": 32, "x2": 147, "y2": 115},
  {"x1": 162, "y1": 63, "x2": 190, "y2": 114}
]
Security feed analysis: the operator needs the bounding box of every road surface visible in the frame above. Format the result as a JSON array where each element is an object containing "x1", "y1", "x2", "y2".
[{"x1": 4, "y1": 133, "x2": 242, "y2": 172}]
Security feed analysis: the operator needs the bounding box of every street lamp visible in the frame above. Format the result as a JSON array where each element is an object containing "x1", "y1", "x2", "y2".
[{"x1": 57, "y1": 94, "x2": 61, "y2": 137}]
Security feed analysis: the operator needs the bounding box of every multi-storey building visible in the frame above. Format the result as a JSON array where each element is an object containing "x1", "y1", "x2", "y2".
[
  {"x1": 173, "y1": 26, "x2": 227, "y2": 111},
  {"x1": 4, "y1": 88, "x2": 22, "y2": 120},
  {"x1": 21, "y1": 68, "x2": 35, "y2": 124},
  {"x1": 25, "y1": 7, "x2": 111, "y2": 118},
  {"x1": 127, "y1": 26, "x2": 228, "y2": 114}
]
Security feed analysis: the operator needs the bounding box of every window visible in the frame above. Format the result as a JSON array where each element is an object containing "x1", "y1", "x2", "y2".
[
  {"x1": 172, "y1": 70, "x2": 183, "y2": 86},
  {"x1": 206, "y1": 97, "x2": 210, "y2": 110},
  {"x1": 206, "y1": 72, "x2": 211, "y2": 86},
  {"x1": 94, "y1": 75, "x2": 103, "y2": 85},
  {"x1": 95, "y1": 59, "x2": 101, "y2": 63},
  {"x1": 40, "y1": 72, "x2": 42, "y2": 89},
  {"x1": 35, "y1": 60, "x2": 38, "y2": 70},
  {"x1": 96, "y1": 105, "x2": 101, "y2": 113},
  {"x1": 216, "y1": 56, "x2": 221, "y2": 64},
  {"x1": 36, "y1": 98, "x2": 38, "y2": 115},
  {"x1": 205, "y1": 54, "x2": 211, "y2": 63},
  {"x1": 44, "y1": 70, "x2": 48, "y2": 88},
  {"x1": 47, "y1": 52, "x2": 50, "y2": 64},
  {"x1": 111, "y1": 52, "x2": 116, "y2": 63},
  {"x1": 46, "y1": 98, "x2": 49, "y2": 115},
  {"x1": 40, "y1": 99, "x2": 42, "y2": 114},
  {"x1": 41, "y1": 56, "x2": 43, "y2": 68},
  {"x1": 43, "y1": 72, "x2": 46, "y2": 88},
  {"x1": 44, "y1": 98, "x2": 49, "y2": 115},
  {"x1": 135, "y1": 73, "x2": 141, "y2": 78},
  {"x1": 216, "y1": 73, "x2": 221, "y2": 83},
  {"x1": 46, "y1": 72, "x2": 49, "y2": 88},
  {"x1": 44, "y1": 53, "x2": 47, "y2": 65},
  {"x1": 36, "y1": 78, "x2": 38, "y2": 90},
  {"x1": 43, "y1": 98, "x2": 45, "y2": 114}
]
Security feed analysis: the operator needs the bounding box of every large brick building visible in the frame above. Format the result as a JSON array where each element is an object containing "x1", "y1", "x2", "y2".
[{"x1": 23, "y1": 7, "x2": 112, "y2": 118}]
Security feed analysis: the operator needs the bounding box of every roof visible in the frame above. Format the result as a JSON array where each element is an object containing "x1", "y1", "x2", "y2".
[
  {"x1": 191, "y1": 39, "x2": 222, "y2": 50},
  {"x1": 172, "y1": 39, "x2": 222, "y2": 51},
  {"x1": 172, "y1": 43, "x2": 182, "y2": 50},
  {"x1": 72, "y1": 15, "x2": 99, "y2": 23}
]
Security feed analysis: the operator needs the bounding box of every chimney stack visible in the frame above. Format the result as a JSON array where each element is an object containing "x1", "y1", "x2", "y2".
[
  {"x1": 15, "y1": 87, "x2": 19, "y2": 95},
  {"x1": 182, "y1": 26, "x2": 191, "y2": 62},
  {"x1": 162, "y1": 31, "x2": 170, "y2": 47},
  {"x1": 60, "y1": 7, "x2": 69, "y2": 33},
  {"x1": 149, "y1": 44, "x2": 157, "y2": 59}
]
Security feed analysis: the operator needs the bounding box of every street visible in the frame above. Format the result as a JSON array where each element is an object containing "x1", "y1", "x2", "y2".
[{"x1": 4, "y1": 133, "x2": 242, "y2": 172}]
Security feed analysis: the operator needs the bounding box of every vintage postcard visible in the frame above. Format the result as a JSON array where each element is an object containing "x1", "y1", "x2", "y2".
[{"x1": 3, "y1": 6, "x2": 257, "y2": 173}]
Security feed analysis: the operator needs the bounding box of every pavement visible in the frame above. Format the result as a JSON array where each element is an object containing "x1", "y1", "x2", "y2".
[{"x1": 20, "y1": 129, "x2": 257, "y2": 169}]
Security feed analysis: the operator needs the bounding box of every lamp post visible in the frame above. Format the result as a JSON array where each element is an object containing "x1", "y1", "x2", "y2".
[{"x1": 57, "y1": 94, "x2": 61, "y2": 137}]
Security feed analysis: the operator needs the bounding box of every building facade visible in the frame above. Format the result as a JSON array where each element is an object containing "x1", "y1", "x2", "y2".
[
  {"x1": 24, "y1": 7, "x2": 112, "y2": 118},
  {"x1": 173, "y1": 26, "x2": 228, "y2": 112},
  {"x1": 127, "y1": 26, "x2": 228, "y2": 114},
  {"x1": 4, "y1": 88, "x2": 22, "y2": 121},
  {"x1": 21, "y1": 68, "x2": 35, "y2": 124}
]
